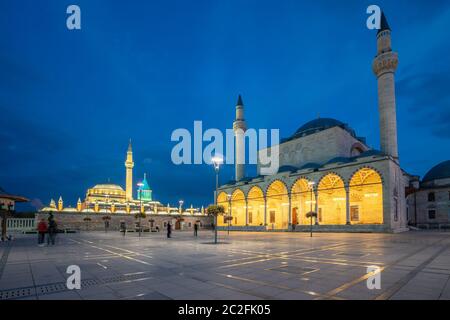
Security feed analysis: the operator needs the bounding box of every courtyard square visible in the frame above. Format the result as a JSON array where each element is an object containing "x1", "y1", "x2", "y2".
[{"x1": 1, "y1": 230, "x2": 450, "y2": 300}]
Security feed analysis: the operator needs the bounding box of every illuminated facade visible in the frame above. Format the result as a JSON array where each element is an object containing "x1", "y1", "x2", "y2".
[{"x1": 216, "y1": 14, "x2": 411, "y2": 233}]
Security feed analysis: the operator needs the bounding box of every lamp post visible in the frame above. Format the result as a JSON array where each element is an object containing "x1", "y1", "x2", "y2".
[
  {"x1": 179, "y1": 200, "x2": 184, "y2": 230},
  {"x1": 227, "y1": 194, "x2": 232, "y2": 235},
  {"x1": 308, "y1": 181, "x2": 315, "y2": 238},
  {"x1": 137, "y1": 182, "x2": 144, "y2": 237},
  {"x1": 211, "y1": 155, "x2": 223, "y2": 244},
  {"x1": 178, "y1": 200, "x2": 184, "y2": 214}
]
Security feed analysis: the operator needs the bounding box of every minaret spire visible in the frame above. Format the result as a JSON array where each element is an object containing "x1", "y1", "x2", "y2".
[
  {"x1": 233, "y1": 94, "x2": 247, "y2": 181},
  {"x1": 372, "y1": 12, "x2": 399, "y2": 160},
  {"x1": 125, "y1": 140, "x2": 134, "y2": 201}
]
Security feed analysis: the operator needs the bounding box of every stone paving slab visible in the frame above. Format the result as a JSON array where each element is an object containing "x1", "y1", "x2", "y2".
[{"x1": 0, "y1": 230, "x2": 449, "y2": 300}]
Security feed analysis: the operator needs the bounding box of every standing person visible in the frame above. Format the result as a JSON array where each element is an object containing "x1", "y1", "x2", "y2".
[
  {"x1": 120, "y1": 221, "x2": 126, "y2": 236},
  {"x1": 47, "y1": 217, "x2": 57, "y2": 245},
  {"x1": 37, "y1": 218, "x2": 48, "y2": 246},
  {"x1": 167, "y1": 222, "x2": 172, "y2": 238},
  {"x1": 194, "y1": 223, "x2": 198, "y2": 237}
]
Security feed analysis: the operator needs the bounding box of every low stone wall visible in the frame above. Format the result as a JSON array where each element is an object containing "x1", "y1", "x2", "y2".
[
  {"x1": 36, "y1": 212, "x2": 213, "y2": 232},
  {"x1": 218, "y1": 224, "x2": 396, "y2": 233}
]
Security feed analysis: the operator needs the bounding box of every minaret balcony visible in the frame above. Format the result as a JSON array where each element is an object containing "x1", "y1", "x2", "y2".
[{"x1": 372, "y1": 51, "x2": 398, "y2": 77}]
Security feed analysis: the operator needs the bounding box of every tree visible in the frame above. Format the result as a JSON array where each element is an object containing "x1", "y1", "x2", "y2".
[{"x1": 207, "y1": 205, "x2": 225, "y2": 244}]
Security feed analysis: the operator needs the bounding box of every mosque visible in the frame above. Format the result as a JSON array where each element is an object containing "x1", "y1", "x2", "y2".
[
  {"x1": 216, "y1": 13, "x2": 450, "y2": 233},
  {"x1": 41, "y1": 141, "x2": 205, "y2": 216}
]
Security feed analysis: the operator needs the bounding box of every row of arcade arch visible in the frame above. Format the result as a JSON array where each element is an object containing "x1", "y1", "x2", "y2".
[{"x1": 217, "y1": 168, "x2": 383, "y2": 230}]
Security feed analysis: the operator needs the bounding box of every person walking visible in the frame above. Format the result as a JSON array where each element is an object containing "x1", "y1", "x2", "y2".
[
  {"x1": 37, "y1": 218, "x2": 48, "y2": 246},
  {"x1": 194, "y1": 223, "x2": 198, "y2": 237},
  {"x1": 47, "y1": 217, "x2": 57, "y2": 245},
  {"x1": 167, "y1": 222, "x2": 172, "y2": 238}
]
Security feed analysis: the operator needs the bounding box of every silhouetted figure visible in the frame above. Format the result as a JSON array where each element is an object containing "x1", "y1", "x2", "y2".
[
  {"x1": 47, "y1": 218, "x2": 57, "y2": 245},
  {"x1": 194, "y1": 223, "x2": 198, "y2": 237},
  {"x1": 120, "y1": 221, "x2": 126, "y2": 236},
  {"x1": 167, "y1": 222, "x2": 172, "y2": 238},
  {"x1": 37, "y1": 219, "x2": 48, "y2": 246}
]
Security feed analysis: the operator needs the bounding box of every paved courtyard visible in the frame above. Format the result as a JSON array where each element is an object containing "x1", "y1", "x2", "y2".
[{"x1": 1, "y1": 230, "x2": 450, "y2": 300}]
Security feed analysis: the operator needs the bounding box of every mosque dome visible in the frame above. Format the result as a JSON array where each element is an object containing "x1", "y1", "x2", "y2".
[
  {"x1": 86, "y1": 183, "x2": 126, "y2": 203},
  {"x1": 292, "y1": 118, "x2": 356, "y2": 139},
  {"x1": 423, "y1": 160, "x2": 450, "y2": 182},
  {"x1": 92, "y1": 184, "x2": 124, "y2": 191}
]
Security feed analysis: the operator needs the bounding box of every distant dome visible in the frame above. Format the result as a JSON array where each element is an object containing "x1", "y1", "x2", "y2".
[
  {"x1": 292, "y1": 118, "x2": 356, "y2": 139},
  {"x1": 92, "y1": 184, "x2": 124, "y2": 191},
  {"x1": 423, "y1": 160, "x2": 450, "y2": 182}
]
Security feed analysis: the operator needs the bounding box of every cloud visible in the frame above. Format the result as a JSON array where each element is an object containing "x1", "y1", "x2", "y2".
[
  {"x1": 397, "y1": 71, "x2": 450, "y2": 138},
  {"x1": 0, "y1": 105, "x2": 72, "y2": 165}
]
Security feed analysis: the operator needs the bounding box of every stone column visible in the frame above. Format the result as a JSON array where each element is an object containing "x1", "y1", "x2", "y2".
[
  {"x1": 245, "y1": 199, "x2": 249, "y2": 226},
  {"x1": 264, "y1": 197, "x2": 267, "y2": 227},
  {"x1": 288, "y1": 193, "x2": 292, "y2": 230},
  {"x1": 314, "y1": 190, "x2": 319, "y2": 225},
  {"x1": 345, "y1": 185, "x2": 351, "y2": 225}
]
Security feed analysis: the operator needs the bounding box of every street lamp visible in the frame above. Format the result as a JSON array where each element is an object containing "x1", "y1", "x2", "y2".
[
  {"x1": 179, "y1": 200, "x2": 184, "y2": 213},
  {"x1": 227, "y1": 194, "x2": 232, "y2": 235},
  {"x1": 137, "y1": 181, "x2": 144, "y2": 237},
  {"x1": 211, "y1": 155, "x2": 223, "y2": 244},
  {"x1": 308, "y1": 181, "x2": 315, "y2": 238}
]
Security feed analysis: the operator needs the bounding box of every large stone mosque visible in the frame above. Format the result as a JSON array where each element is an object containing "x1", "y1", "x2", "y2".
[{"x1": 216, "y1": 13, "x2": 450, "y2": 233}]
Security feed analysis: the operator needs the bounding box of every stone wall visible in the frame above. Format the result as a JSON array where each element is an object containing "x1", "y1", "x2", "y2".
[{"x1": 36, "y1": 212, "x2": 213, "y2": 232}]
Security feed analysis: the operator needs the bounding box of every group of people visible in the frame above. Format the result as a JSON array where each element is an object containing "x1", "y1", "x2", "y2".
[
  {"x1": 37, "y1": 213, "x2": 58, "y2": 246},
  {"x1": 166, "y1": 222, "x2": 199, "y2": 238}
]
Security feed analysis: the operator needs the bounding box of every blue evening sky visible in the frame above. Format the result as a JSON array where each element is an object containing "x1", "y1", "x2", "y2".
[{"x1": 1, "y1": 0, "x2": 450, "y2": 210}]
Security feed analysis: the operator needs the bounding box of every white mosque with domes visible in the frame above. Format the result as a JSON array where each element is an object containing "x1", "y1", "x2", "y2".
[
  {"x1": 216, "y1": 13, "x2": 450, "y2": 233},
  {"x1": 41, "y1": 140, "x2": 205, "y2": 217}
]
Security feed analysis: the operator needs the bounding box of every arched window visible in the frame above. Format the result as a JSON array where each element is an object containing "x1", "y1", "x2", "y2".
[
  {"x1": 349, "y1": 168, "x2": 383, "y2": 224},
  {"x1": 266, "y1": 181, "x2": 289, "y2": 230},
  {"x1": 428, "y1": 192, "x2": 435, "y2": 202}
]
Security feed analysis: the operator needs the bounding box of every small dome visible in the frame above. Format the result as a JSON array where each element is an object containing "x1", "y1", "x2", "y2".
[
  {"x1": 278, "y1": 165, "x2": 298, "y2": 173},
  {"x1": 292, "y1": 118, "x2": 355, "y2": 139},
  {"x1": 299, "y1": 163, "x2": 321, "y2": 170},
  {"x1": 325, "y1": 157, "x2": 352, "y2": 165},
  {"x1": 423, "y1": 160, "x2": 450, "y2": 182},
  {"x1": 92, "y1": 184, "x2": 124, "y2": 191}
]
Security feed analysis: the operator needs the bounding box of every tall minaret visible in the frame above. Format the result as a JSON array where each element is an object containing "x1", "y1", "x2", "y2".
[
  {"x1": 233, "y1": 94, "x2": 247, "y2": 181},
  {"x1": 125, "y1": 139, "x2": 134, "y2": 201},
  {"x1": 372, "y1": 12, "x2": 399, "y2": 160}
]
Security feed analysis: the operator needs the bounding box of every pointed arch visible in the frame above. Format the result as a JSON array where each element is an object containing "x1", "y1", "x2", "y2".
[
  {"x1": 217, "y1": 192, "x2": 229, "y2": 227},
  {"x1": 266, "y1": 180, "x2": 289, "y2": 230},
  {"x1": 290, "y1": 178, "x2": 315, "y2": 226},
  {"x1": 230, "y1": 189, "x2": 246, "y2": 227},
  {"x1": 349, "y1": 168, "x2": 383, "y2": 224},
  {"x1": 247, "y1": 186, "x2": 265, "y2": 226},
  {"x1": 317, "y1": 173, "x2": 346, "y2": 225}
]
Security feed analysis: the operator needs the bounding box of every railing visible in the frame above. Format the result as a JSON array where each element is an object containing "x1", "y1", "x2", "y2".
[{"x1": 6, "y1": 218, "x2": 36, "y2": 232}]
